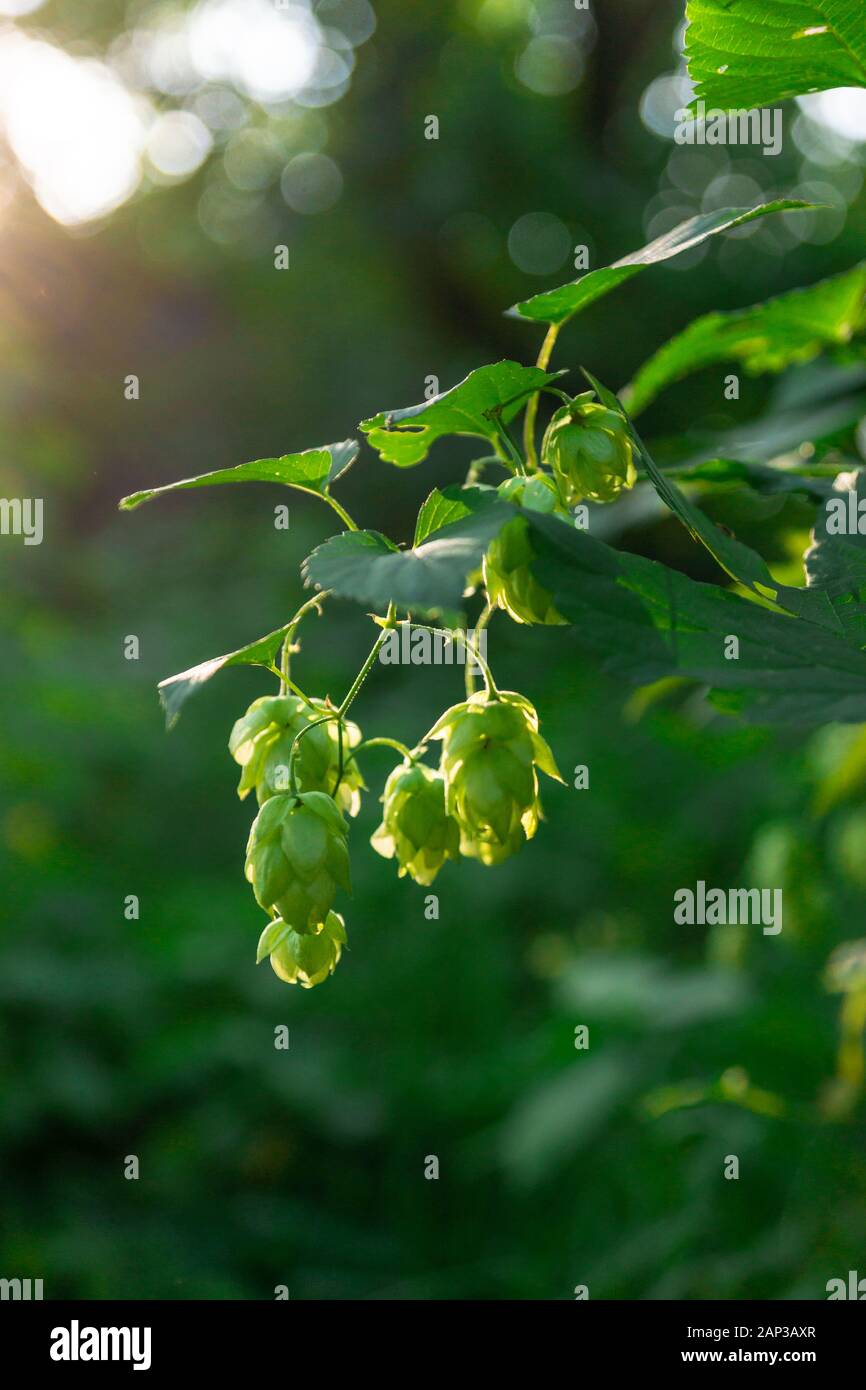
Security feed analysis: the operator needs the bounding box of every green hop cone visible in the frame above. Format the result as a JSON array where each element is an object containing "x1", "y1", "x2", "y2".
[
  {"x1": 256, "y1": 910, "x2": 347, "y2": 988},
  {"x1": 229, "y1": 694, "x2": 364, "y2": 815},
  {"x1": 542, "y1": 394, "x2": 636, "y2": 506},
  {"x1": 244, "y1": 790, "x2": 351, "y2": 932},
  {"x1": 483, "y1": 474, "x2": 567, "y2": 627},
  {"x1": 428, "y1": 690, "x2": 563, "y2": 865},
  {"x1": 371, "y1": 760, "x2": 461, "y2": 886}
]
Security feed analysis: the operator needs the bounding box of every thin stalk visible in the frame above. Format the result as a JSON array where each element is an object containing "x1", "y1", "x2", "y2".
[
  {"x1": 523, "y1": 322, "x2": 561, "y2": 467},
  {"x1": 323, "y1": 492, "x2": 358, "y2": 531},
  {"x1": 411, "y1": 622, "x2": 499, "y2": 699},
  {"x1": 465, "y1": 601, "x2": 494, "y2": 699},
  {"x1": 278, "y1": 590, "x2": 332, "y2": 697},
  {"x1": 286, "y1": 613, "x2": 393, "y2": 798}
]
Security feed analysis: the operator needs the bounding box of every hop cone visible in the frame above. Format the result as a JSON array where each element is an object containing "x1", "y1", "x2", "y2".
[
  {"x1": 257, "y1": 910, "x2": 347, "y2": 988},
  {"x1": 371, "y1": 760, "x2": 460, "y2": 886},
  {"x1": 483, "y1": 474, "x2": 567, "y2": 627},
  {"x1": 542, "y1": 396, "x2": 636, "y2": 506},
  {"x1": 244, "y1": 790, "x2": 350, "y2": 932},
  {"x1": 229, "y1": 694, "x2": 363, "y2": 815},
  {"x1": 428, "y1": 690, "x2": 562, "y2": 865}
]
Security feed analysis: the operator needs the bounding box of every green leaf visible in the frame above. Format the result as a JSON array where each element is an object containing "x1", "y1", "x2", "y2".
[
  {"x1": 623, "y1": 264, "x2": 866, "y2": 416},
  {"x1": 804, "y1": 469, "x2": 866, "y2": 642},
  {"x1": 685, "y1": 0, "x2": 866, "y2": 111},
  {"x1": 664, "y1": 388, "x2": 866, "y2": 474},
  {"x1": 412, "y1": 484, "x2": 498, "y2": 547},
  {"x1": 584, "y1": 370, "x2": 843, "y2": 632},
  {"x1": 668, "y1": 456, "x2": 842, "y2": 499},
  {"x1": 523, "y1": 511, "x2": 866, "y2": 725},
  {"x1": 119, "y1": 439, "x2": 358, "y2": 510},
  {"x1": 302, "y1": 504, "x2": 514, "y2": 616},
  {"x1": 508, "y1": 202, "x2": 813, "y2": 327},
  {"x1": 360, "y1": 362, "x2": 566, "y2": 467},
  {"x1": 158, "y1": 623, "x2": 292, "y2": 729}
]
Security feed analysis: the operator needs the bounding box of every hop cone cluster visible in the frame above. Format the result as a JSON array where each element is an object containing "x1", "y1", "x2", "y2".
[
  {"x1": 371, "y1": 760, "x2": 460, "y2": 886},
  {"x1": 257, "y1": 910, "x2": 347, "y2": 988},
  {"x1": 229, "y1": 694, "x2": 363, "y2": 815},
  {"x1": 483, "y1": 474, "x2": 567, "y2": 627},
  {"x1": 245, "y1": 790, "x2": 351, "y2": 934},
  {"x1": 428, "y1": 690, "x2": 562, "y2": 865},
  {"x1": 542, "y1": 396, "x2": 636, "y2": 506}
]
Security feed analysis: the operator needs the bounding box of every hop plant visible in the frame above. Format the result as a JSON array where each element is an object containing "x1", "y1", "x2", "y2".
[
  {"x1": 229, "y1": 694, "x2": 364, "y2": 815},
  {"x1": 428, "y1": 689, "x2": 562, "y2": 865},
  {"x1": 244, "y1": 789, "x2": 351, "y2": 932},
  {"x1": 483, "y1": 474, "x2": 567, "y2": 626},
  {"x1": 542, "y1": 393, "x2": 636, "y2": 506},
  {"x1": 257, "y1": 910, "x2": 347, "y2": 988},
  {"x1": 371, "y1": 760, "x2": 461, "y2": 886}
]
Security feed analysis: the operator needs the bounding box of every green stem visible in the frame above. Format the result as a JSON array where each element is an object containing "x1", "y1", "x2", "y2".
[
  {"x1": 267, "y1": 665, "x2": 316, "y2": 707},
  {"x1": 464, "y1": 455, "x2": 506, "y2": 486},
  {"x1": 465, "y1": 601, "x2": 494, "y2": 699},
  {"x1": 353, "y1": 736, "x2": 417, "y2": 762},
  {"x1": 496, "y1": 421, "x2": 527, "y2": 477},
  {"x1": 277, "y1": 590, "x2": 332, "y2": 697},
  {"x1": 323, "y1": 492, "x2": 358, "y2": 531},
  {"x1": 523, "y1": 323, "x2": 561, "y2": 467},
  {"x1": 411, "y1": 622, "x2": 499, "y2": 699},
  {"x1": 286, "y1": 611, "x2": 393, "y2": 798}
]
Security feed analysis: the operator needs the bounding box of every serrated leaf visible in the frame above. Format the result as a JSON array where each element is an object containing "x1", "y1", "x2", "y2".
[
  {"x1": 523, "y1": 510, "x2": 866, "y2": 725},
  {"x1": 685, "y1": 0, "x2": 866, "y2": 111},
  {"x1": 804, "y1": 469, "x2": 866, "y2": 641},
  {"x1": 158, "y1": 623, "x2": 292, "y2": 729},
  {"x1": 360, "y1": 362, "x2": 566, "y2": 467},
  {"x1": 119, "y1": 439, "x2": 359, "y2": 510},
  {"x1": 508, "y1": 202, "x2": 813, "y2": 327},
  {"x1": 412, "y1": 484, "x2": 498, "y2": 547},
  {"x1": 584, "y1": 369, "x2": 844, "y2": 633},
  {"x1": 623, "y1": 264, "x2": 866, "y2": 416},
  {"x1": 302, "y1": 504, "x2": 514, "y2": 616}
]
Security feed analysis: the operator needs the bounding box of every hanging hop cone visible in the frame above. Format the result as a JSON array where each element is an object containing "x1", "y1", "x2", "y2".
[
  {"x1": 257, "y1": 910, "x2": 347, "y2": 988},
  {"x1": 229, "y1": 694, "x2": 364, "y2": 815},
  {"x1": 483, "y1": 474, "x2": 568, "y2": 626},
  {"x1": 542, "y1": 394, "x2": 636, "y2": 506},
  {"x1": 427, "y1": 690, "x2": 562, "y2": 865},
  {"x1": 371, "y1": 760, "x2": 461, "y2": 886},
  {"x1": 244, "y1": 790, "x2": 351, "y2": 933}
]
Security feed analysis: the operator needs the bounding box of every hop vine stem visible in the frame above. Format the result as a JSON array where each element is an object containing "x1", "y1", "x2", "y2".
[{"x1": 524, "y1": 322, "x2": 561, "y2": 467}]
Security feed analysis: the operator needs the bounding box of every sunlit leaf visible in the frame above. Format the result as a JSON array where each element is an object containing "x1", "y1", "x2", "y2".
[
  {"x1": 158, "y1": 623, "x2": 292, "y2": 728},
  {"x1": 686, "y1": 0, "x2": 866, "y2": 110},
  {"x1": 360, "y1": 362, "x2": 566, "y2": 466},
  {"x1": 508, "y1": 202, "x2": 813, "y2": 327},
  {"x1": 119, "y1": 440, "x2": 358, "y2": 510}
]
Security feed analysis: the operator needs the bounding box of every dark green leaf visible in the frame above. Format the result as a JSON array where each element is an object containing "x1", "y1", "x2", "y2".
[
  {"x1": 302, "y1": 505, "x2": 514, "y2": 616},
  {"x1": 584, "y1": 370, "x2": 843, "y2": 632},
  {"x1": 524, "y1": 511, "x2": 866, "y2": 725},
  {"x1": 804, "y1": 469, "x2": 866, "y2": 642},
  {"x1": 360, "y1": 362, "x2": 566, "y2": 467},
  {"x1": 508, "y1": 203, "x2": 813, "y2": 327},
  {"x1": 119, "y1": 439, "x2": 358, "y2": 510},
  {"x1": 158, "y1": 623, "x2": 292, "y2": 729},
  {"x1": 668, "y1": 456, "x2": 842, "y2": 499},
  {"x1": 686, "y1": 0, "x2": 866, "y2": 110},
  {"x1": 623, "y1": 264, "x2": 866, "y2": 416}
]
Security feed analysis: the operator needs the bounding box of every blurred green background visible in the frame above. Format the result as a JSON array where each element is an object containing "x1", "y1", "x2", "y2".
[{"x1": 2, "y1": 0, "x2": 866, "y2": 1300}]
